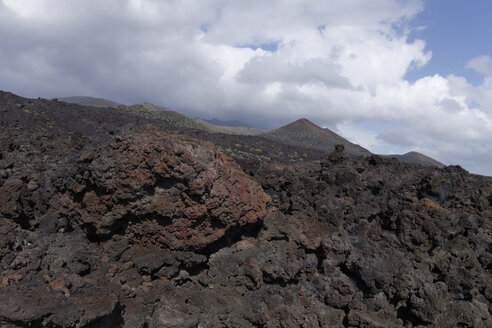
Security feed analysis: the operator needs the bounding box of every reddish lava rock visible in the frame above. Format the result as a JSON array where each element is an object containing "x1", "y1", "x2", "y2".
[{"x1": 53, "y1": 126, "x2": 270, "y2": 250}]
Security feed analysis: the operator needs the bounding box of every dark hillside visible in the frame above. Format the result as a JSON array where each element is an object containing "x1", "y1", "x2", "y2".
[
  {"x1": 0, "y1": 91, "x2": 164, "y2": 135},
  {"x1": 55, "y1": 94, "x2": 444, "y2": 168},
  {"x1": 204, "y1": 118, "x2": 253, "y2": 128},
  {"x1": 59, "y1": 96, "x2": 122, "y2": 108},
  {"x1": 183, "y1": 129, "x2": 329, "y2": 163},
  {"x1": 261, "y1": 118, "x2": 371, "y2": 158},
  {"x1": 389, "y1": 151, "x2": 445, "y2": 168},
  {"x1": 121, "y1": 103, "x2": 214, "y2": 131}
]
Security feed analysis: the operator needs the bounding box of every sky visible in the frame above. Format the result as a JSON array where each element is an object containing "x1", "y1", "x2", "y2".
[{"x1": 0, "y1": 0, "x2": 491, "y2": 176}]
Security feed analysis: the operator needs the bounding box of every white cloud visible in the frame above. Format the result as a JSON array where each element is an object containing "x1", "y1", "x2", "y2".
[
  {"x1": 0, "y1": 0, "x2": 491, "y2": 175},
  {"x1": 466, "y1": 55, "x2": 492, "y2": 75},
  {"x1": 335, "y1": 122, "x2": 382, "y2": 151}
]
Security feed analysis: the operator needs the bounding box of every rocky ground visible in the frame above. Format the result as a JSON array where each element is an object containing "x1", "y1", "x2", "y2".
[{"x1": 0, "y1": 92, "x2": 491, "y2": 327}]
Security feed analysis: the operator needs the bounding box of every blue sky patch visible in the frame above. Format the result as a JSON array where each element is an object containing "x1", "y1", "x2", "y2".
[
  {"x1": 404, "y1": 0, "x2": 492, "y2": 86},
  {"x1": 237, "y1": 41, "x2": 280, "y2": 52}
]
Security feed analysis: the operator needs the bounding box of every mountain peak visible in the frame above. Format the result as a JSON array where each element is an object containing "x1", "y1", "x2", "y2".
[
  {"x1": 293, "y1": 117, "x2": 317, "y2": 125},
  {"x1": 389, "y1": 151, "x2": 445, "y2": 168},
  {"x1": 287, "y1": 118, "x2": 323, "y2": 131},
  {"x1": 261, "y1": 118, "x2": 371, "y2": 158}
]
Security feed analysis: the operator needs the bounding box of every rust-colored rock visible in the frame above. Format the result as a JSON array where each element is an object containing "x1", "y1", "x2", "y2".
[
  {"x1": 47, "y1": 277, "x2": 70, "y2": 297},
  {"x1": 1, "y1": 275, "x2": 22, "y2": 287},
  {"x1": 54, "y1": 126, "x2": 270, "y2": 250}
]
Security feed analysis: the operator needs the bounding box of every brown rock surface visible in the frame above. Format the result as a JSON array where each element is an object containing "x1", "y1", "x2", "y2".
[{"x1": 54, "y1": 126, "x2": 269, "y2": 250}]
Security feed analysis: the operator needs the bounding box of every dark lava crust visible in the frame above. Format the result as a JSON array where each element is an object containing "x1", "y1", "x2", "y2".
[{"x1": 0, "y1": 91, "x2": 491, "y2": 327}]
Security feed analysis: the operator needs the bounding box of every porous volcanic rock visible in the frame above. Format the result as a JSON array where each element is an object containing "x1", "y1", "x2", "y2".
[
  {"x1": 1, "y1": 92, "x2": 491, "y2": 327},
  {"x1": 0, "y1": 125, "x2": 271, "y2": 327},
  {"x1": 237, "y1": 152, "x2": 492, "y2": 327},
  {"x1": 0, "y1": 125, "x2": 269, "y2": 251},
  {"x1": 65, "y1": 126, "x2": 269, "y2": 250}
]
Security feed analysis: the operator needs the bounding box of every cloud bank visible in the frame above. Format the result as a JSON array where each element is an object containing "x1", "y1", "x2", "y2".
[{"x1": 0, "y1": 0, "x2": 491, "y2": 175}]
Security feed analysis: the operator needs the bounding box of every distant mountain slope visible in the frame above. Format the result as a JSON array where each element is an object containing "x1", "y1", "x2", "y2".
[
  {"x1": 121, "y1": 103, "x2": 213, "y2": 131},
  {"x1": 0, "y1": 92, "x2": 150, "y2": 135},
  {"x1": 204, "y1": 118, "x2": 253, "y2": 128},
  {"x1": 260, "y1": 118, "x2": 371, "y2": 158},
  {"x1": 196, "y1": 119, "x2": 266, "y2": 136},
  {"x1": 58, "y1": 96, "x2": 121, "y2": 108},
  {"x1": 55, "y1": 96, "x2": 444, "y2": 167},
  {"x1": 388, "y1": 151, "x2": 445, "y2": 168},
  {"x1": 121, "y1": 103, "x2": 265, "y2": 136}
]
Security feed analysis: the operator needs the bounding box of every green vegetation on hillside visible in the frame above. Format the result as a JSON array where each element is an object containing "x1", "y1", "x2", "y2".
[
  {"x1": 58, "y1": 97, "x2": 265, "y2": 136},
  {"x1": 196, "y1": 119, "x2": 266, "y2": 135},
  {"x1": 123, "y1": 103, "x2": 214, "y2": 131},
  {"x1": 53, "y1": 97, "x2": 441, "y2": 167},
  {"x1": 122, "y1": 103, "x2": 266, "y2": 136}
]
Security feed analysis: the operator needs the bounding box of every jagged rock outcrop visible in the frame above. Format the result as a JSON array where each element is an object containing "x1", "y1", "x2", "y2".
[
  {"x1": 238, "y1": 153, "x2": 492, "y2": 327},
  {"x1": 0, "y1": 126, "x2": 269, "y2": 250},
  {"x1": 0, "y1": 125, "x2": 271, "y2": 327}
]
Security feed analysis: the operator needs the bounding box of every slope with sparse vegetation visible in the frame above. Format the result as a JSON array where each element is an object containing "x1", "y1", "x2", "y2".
[
  {"x1": 58, "y1": 96, "x2": 122, "y2": 108},
  {"x1": 261, "y1": 118, "x2": 371, "y2": 158},
  {"x1": 387, "y1": 151, "x2": 445, "y2": 168},
  {"x1": 59, "y1": 96, "x2": 445, "y2": 167}
]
